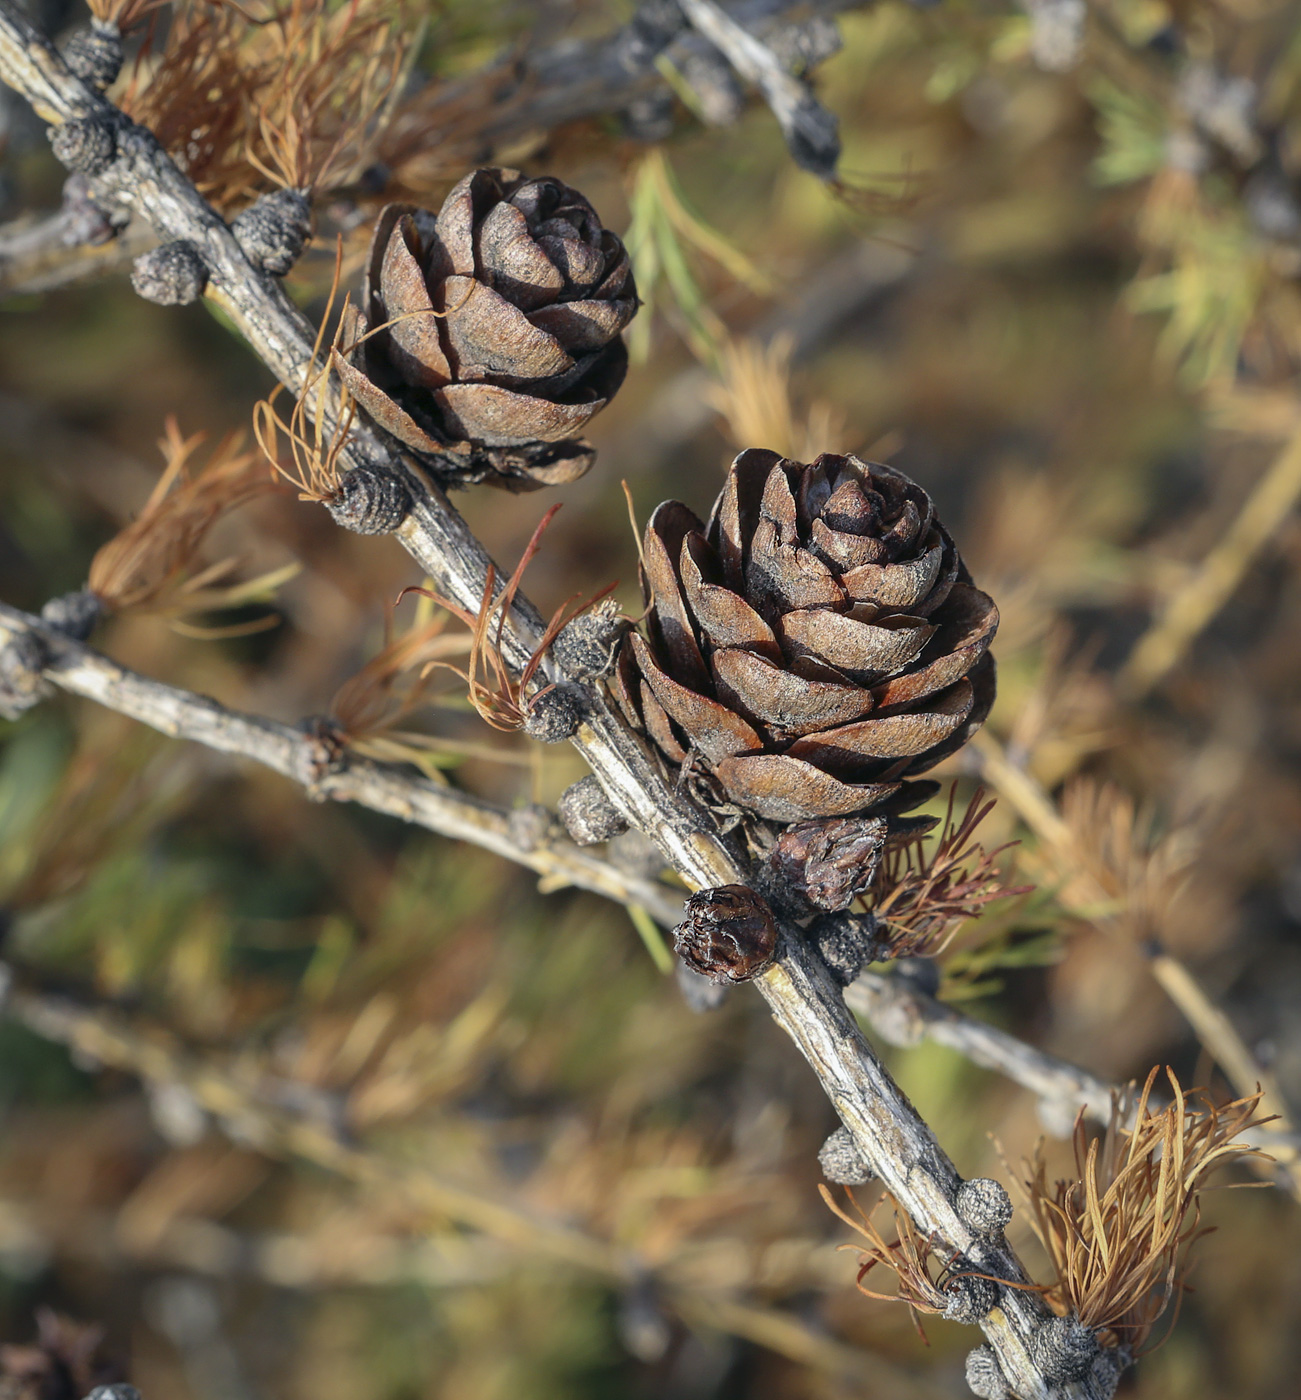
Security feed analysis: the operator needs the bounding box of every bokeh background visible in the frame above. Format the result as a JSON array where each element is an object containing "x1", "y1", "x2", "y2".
[{"x1": 3, "y1": 0, "x2": 1301, "y2": 1396}]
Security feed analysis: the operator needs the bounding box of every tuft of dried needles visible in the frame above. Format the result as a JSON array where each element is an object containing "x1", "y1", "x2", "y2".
[
  {"x1": 121, "y1": 0, "x2": 413, "y2": 209},
  {"x1": 87, "y1": 416, "x2": 285, "y2": 633},
  {"x1": 871, "y1": 788, "x2": 1031, "y2": 960},
  {"x1": 404, "y1": 508, "x2": 611, "y2": 736},
  {"x1": 818, "y1": 1185, "x2": 1010, "y2": 1341},
  {"x1": 1018, "y1": 1068, "x2": 1271, "y2": 1353}
]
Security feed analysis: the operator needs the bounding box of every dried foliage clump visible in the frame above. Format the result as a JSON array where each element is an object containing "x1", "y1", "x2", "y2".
[
  {"x1": 1019, "y1": 1070, "x2": 1270, "y2": 1353},
  {"x1": 121, "y1": 0, "x2": 414, "y2": 207},
  {"x1": 87, "y1": 416, "x2": 285, "y2": 631},
  {"x1": 870, "y1": 788, "x2": 1030, "y2": 958},
  {"x1": 818, "y1": 1185, "x2": 1001, "y2": 1341}
]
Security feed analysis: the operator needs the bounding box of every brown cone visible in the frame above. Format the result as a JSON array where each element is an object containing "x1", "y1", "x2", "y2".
[
  {"x1": 334, "y1": 169, "x2": 637, "y2": 491},
  {"x1": 614, "y1": 451, "x2": 998, "y2": 823}
]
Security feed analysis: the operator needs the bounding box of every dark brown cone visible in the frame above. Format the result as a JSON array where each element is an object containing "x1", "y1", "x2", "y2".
[
  {"x1": 615, "y1": 451, "x2": 997, "y2": 823},
  {"x1": 673, "y1": 884, "x2": 778, "y2": 983},
  {"x1": 334, "y1": 170, "x2": 637, "y2": 492},
  {"x1": 772, "y1": 814, "x2": 888, "y2": 912}
]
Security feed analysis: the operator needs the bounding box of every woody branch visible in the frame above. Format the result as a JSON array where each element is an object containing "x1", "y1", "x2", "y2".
[{"x1": 0, "y1": 10, "x2": 1106, "y2": 1397}]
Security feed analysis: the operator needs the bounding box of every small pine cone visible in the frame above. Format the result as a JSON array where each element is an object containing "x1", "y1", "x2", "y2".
[
  {"x1": 40, "y1": 588, "x2": 103, "y2": 640},
  {"x1": 0, "y1": 631, "x2": 51, "y2": 719},
  {"x1": 817, "y1": 1125, "x2": 874, "y2": 1184},
  {"x1": 955, "y1": 1178, "x2": 1013, "y2": 1238},
  {"x1": 807, "y1": 911, "x2": 879, "y2": 987},
  {"x1": 612, "y1": 451, "x2": 997, "y2": 825},
  {"x1": 552, "y1": 597, "x2": 627, "y2": 680},
  {"x1": 231, "y1": 188, "x2": 312, "y2": 275},
  {"x1": 326, "y1": 465, "x2": 410, "y2": 533},
  {"x1": 771, "y1": 813, "x2": 886, "y2": 911},
  {"x1": 522, "y1": 683, "x2": 584, "y2": 743},
  {"x1": 1031, "y1": 1315, "x2": 1099, "y2": 1384},
  {"x1": 558, "y1": 775, "x2": 626, "y2": 845},
  {"x1": 49, "y1": 116, "x2": 117, "y2": 175},
  {"x1": 63, "y1": 22, "x2": 124, "y2": 90},
  {"x1": 673, "y1": 884, "x2": 777, "y2": 984},
  {"x1": 964, "y1": 1345, "x2": 1009, "y2": 1400},
  {"x1": 131, "y1": 241, "x2": 207, "y2": 305},
  {"x1": 332, "y1": 171, "x2": 637, "y2": 491}
]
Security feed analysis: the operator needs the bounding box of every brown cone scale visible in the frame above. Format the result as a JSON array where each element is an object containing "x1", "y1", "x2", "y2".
[
  {"x1": 334, "y1": 169, "x2": 637, "y2": 491},
  {"x1": 615, "y1": 451, "x2": 997, "y2": 823}
]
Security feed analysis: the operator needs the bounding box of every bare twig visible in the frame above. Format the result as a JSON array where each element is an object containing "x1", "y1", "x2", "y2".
[{"x1": 0, "y1": 20, "x2": 1105, "y2": 1394}]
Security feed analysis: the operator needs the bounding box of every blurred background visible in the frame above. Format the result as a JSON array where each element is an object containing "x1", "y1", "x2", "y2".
[{"x1": 3, "y1": 0, "x2": 1301, "y2": 1395}]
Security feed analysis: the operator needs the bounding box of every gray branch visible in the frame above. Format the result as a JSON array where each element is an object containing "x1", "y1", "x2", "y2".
[{"x1": 0, "y1": 14, "x2": 1113, "y2": 1395}]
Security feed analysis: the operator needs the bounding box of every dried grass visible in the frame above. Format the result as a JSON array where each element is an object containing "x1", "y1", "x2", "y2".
[{"x1": 1018, "y1": 1069, "x2": 1271, "y2": 1352}]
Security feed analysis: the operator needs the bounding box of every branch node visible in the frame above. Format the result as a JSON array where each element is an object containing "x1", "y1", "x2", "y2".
[
  {"x1": 955, "y1": 1177, "x2": 1014, "y2": 1239},
  {"x1": 558, "y1": 775, "x2": 627, "y2": 845},
  {"x1": 231, "y1": 189, "x2": 313, "y2": 277},
  {"x1": 131, "y1": 240, "x2": 208, "y2": 305},
  {"x1": 62, "y1": 21, "x2": 123, "y2": 92},
  {"x1": 0, "y1": 630, "x2": 51, "y2": 719},
  {"x1": 818, "y1": 1125, "x2": 875, "y2": 1185},
  {"x1": 49, "y1": 115, "x2": 118, "y2": 175},
  {"x1": 807, "y1": 911, "x2": 879, "y2": 987},
  {"x1": 40, "y1": 588, "x2": 104, "y2": 641},
  {"x1": 325, "y1": 464, "x2": 411, "y2": 534},
  {"x1": 965, "y1": 1345, "x2": 1010, "y2": 1400},
  {"x1": 1031, "y1": 1313, "x2": 1100, "y2": 1384},
  {"x1": 522, "y1": 682, "x2": 585, "y2": 744}
]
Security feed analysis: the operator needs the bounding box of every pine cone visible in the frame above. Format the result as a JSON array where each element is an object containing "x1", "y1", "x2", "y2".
[
  {"x1": 334, "y1": 168, "x2": 637, "y2": 491},
  {"x1": 614, "y1": 450, "x2": 997, "y2": 823}
]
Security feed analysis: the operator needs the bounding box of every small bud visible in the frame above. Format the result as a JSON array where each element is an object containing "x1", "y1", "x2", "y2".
[
  {"x1": 231, "y1": 188, "x2": 312, "y2": 275},
  {"x1": 558, "y1": 775, "x2": 627, "y2": 845},
  {"x1": 40, "y1": 588, "x2": 103, "y2": 640},
  {"x1": 955, "y1": 1177, "x2": 1014, "y2": 1238},
  {"x1": 964, "y1": 1345, "x2": 1009, "y2": 1400},
  {"x1": 1031, "y1": 1314, "x2": 1099, "y2": 1384},
  {"x1": 63, "y1": 22, "x2": 124, "y2": 90},
  {"x1": 807, "y1": 912, "x2": 879, "y2": 987},
  {"x1": 818, "y1": 1126, "x2": 874, "y2": 1185},
  {"x1": 131, "y1": 240, "x2": 207, "y2": 305},
  {"x1": 772, "y1": 813, "x2": 887, "y2": 912},
  {"x1": 49, "y1": 116, "x2": 117, "y2": 175},
  {"x1": 522, "y1": 683, "x2": 584, "y2": 743},
  {"x1": 673, "y1": 884, "x2": 777, "y2": 984},
  {"x1": 326, "y1": 465, "x2": 410, "y2": 534},
  {"x1": 941, "y1": 1268, "x2": 999, "y2": 1324},
  {"x1": 0, "y1": 631, "x2": 51, "y2": 720},
  {"x1": 552, "y1": 598, "x2": 627, "y2": 680}
]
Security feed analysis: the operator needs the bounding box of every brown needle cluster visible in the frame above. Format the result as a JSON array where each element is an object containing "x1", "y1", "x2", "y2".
[
  {"x1": 819, "y1": 1186, "x2": 1004, "y2": 1341},
  {"x1": 870, "y1": 787, "x2": 1031, "y2": 959},
  {"x1": 121, "y1": 0, "x2": 412, "y2": 207},
  {"x1": 1019, "y1": 1069, "x2": 1270, "y2": 1353},
  {"x1": 88, "y1": 416, "x2": 282, "y2": 631}
]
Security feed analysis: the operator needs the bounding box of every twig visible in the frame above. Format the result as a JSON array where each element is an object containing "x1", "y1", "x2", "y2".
[
  {"x1": 0, "y1": 602, "x2": 685, "y2": 927},
  {"x1": 1118, "y1": 425, "x2": 1301, "y2": 698},
  {"x1": 0, "y1": 21, "x2": 1103, "y2": 1395},
  {"x1": 0, "y1": 208, "x2": 155, "y2": 296}
]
